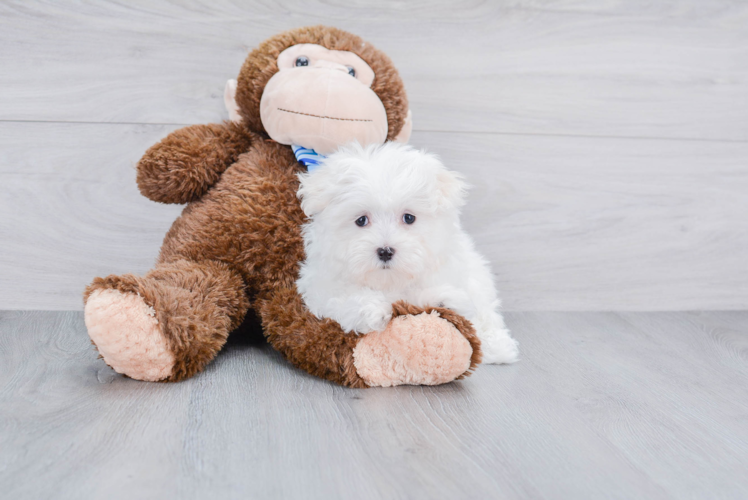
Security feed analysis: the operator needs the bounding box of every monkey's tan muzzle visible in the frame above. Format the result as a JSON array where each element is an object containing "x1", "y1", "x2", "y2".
[{"x1": 260, "y1": 66, "x2": 388, "y2": 156}]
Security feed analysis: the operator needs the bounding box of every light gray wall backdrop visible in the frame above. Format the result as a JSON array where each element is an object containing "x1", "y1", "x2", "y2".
[{"x1": 1, "y1": 1, "x2": 746, "y2": 310}]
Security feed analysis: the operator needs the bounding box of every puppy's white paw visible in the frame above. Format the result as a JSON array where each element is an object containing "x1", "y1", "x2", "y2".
[
  {"x1": 480, "y1": 328, "x2": 519, "y2": 364},
  {"x1": 324, "y1": 293, "x2": 393, "y2": 334},
  {"x1": 357, "y1": 300, "x2": 393, "y2": 334},
  {"x1": 418, "y1": 285, "x2": 475, "y2": 317}
]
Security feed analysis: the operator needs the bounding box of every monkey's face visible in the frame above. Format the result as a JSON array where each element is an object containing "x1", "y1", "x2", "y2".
[{"x1": 259, "y1": 44, "x2": 389, "y2": 155}]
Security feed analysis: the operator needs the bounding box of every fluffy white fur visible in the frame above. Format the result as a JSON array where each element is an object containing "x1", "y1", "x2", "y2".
[{"x1": 296, "y1": 142, "x2": 519, "y2": 364}]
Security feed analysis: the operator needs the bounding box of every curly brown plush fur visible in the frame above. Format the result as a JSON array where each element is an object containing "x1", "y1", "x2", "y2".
[
  {"x1": 137, "y1": 122, "x2": 253, "y2": 204},
  {"x1": 84, "y1": 26, "x2": 479, "y2": 386}
]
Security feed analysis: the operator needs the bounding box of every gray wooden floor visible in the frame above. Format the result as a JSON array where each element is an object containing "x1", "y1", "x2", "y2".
[
  {"x1": 2, "y1": 2, "x2": 747, "y2": 499},
  {"x1": 1, "y1": 311, "x2": 747, "y2": 499}
]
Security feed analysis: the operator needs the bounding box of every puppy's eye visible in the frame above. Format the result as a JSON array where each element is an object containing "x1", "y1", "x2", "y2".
[
  {"x1": 403, "y1": 213, "x2": 416, "y2": 224},
  {"x1": 355, "y1": 215, "x2": 369, "y2": 227},
  {"x1": 295, "y1": 56, "x2": 309, "y2": 67},
  {"x1": 346, "y1": 66, "x2": 356, "y2": 77}
]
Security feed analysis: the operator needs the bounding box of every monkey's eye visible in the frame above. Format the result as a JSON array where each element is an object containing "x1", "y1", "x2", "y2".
[
  {"x1": 355, "y1": 215, "x2": 369, "y2": 227},
  {"x1": 347, "y1": 66, "x2": 356, "y2": 77},
  {"x1": 403, "y1": 214, "x2": 416, "y2": 224},
  {"x1": 295, "y1": 56, "x2": 309, "y2": 67}
]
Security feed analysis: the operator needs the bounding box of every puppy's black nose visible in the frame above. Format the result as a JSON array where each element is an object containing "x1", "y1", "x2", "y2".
[{"x1": 377, "y1": 247, "x2": 395, "y2": 263}]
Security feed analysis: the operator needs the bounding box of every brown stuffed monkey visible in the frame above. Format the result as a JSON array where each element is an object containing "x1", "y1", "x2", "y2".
[{"x1": 83, "y1": 26, "x2": 482, "y2": 388}]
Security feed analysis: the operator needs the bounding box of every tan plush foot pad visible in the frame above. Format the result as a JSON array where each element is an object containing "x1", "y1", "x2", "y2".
[
  {"x1": 84, "y1": 289, "x2": 175, "y2": 382},
  {"x1": 352, "y1": 311, "x2": 473, "y2": 387}
]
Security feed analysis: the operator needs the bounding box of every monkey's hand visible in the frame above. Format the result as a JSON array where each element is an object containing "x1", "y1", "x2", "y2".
[
  {"x1": 352, "y1": 302, "x2": 483, "y2": 387},
  {"x1": 136, "y1": 121, "x2": 253, "y2": 204}
]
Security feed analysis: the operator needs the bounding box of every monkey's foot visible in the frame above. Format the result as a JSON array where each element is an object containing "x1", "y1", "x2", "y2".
[
  {"x1": 352, "y1": 303, "x2": 482, "y2": 387},
  {"x1": 85, "y1": 288, "x2": 175, "y2": 382}
]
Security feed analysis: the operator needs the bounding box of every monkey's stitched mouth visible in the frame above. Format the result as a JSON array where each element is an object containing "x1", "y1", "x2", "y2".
[{"x1": 277, "y1": 108, "x2": 373, "y2": 122}]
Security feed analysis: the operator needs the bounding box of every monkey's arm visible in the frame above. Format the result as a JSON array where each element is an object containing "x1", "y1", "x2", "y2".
[
  {"x1": 258, "y1": 287, "x2": 482, "y2": 388},
  {"x1": 259, "y1": 286, "x2": 367, "y2": 387},
  {"x1": 137, "y1": 122, "x2": 253, "y2": 204}
]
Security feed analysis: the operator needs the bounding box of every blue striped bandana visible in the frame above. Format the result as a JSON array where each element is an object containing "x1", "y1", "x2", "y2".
[{"x1": 292, "y1": 145, "x2": 326, "y2": 172}]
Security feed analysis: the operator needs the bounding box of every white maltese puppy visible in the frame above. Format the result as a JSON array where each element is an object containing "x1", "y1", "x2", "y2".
[{"x1": 296, "y1": 142, "x2": 519, "y2": 364}]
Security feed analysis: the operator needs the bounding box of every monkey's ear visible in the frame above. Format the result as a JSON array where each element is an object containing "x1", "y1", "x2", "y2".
[
  {"x1": 393, "y1": 110, "x2": 412, "y2": 144},
  {"x1": 224, "y1": 79, "x2": 242, "y2": 123}
]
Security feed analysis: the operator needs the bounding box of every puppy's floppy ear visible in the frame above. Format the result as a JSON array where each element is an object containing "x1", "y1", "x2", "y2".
[
  {"x1": 297, "y1": 167, "x2": 337, "y2": 217},
  {"x1": 435, "y1": 165, "x2": 469, "y2": 212}
]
